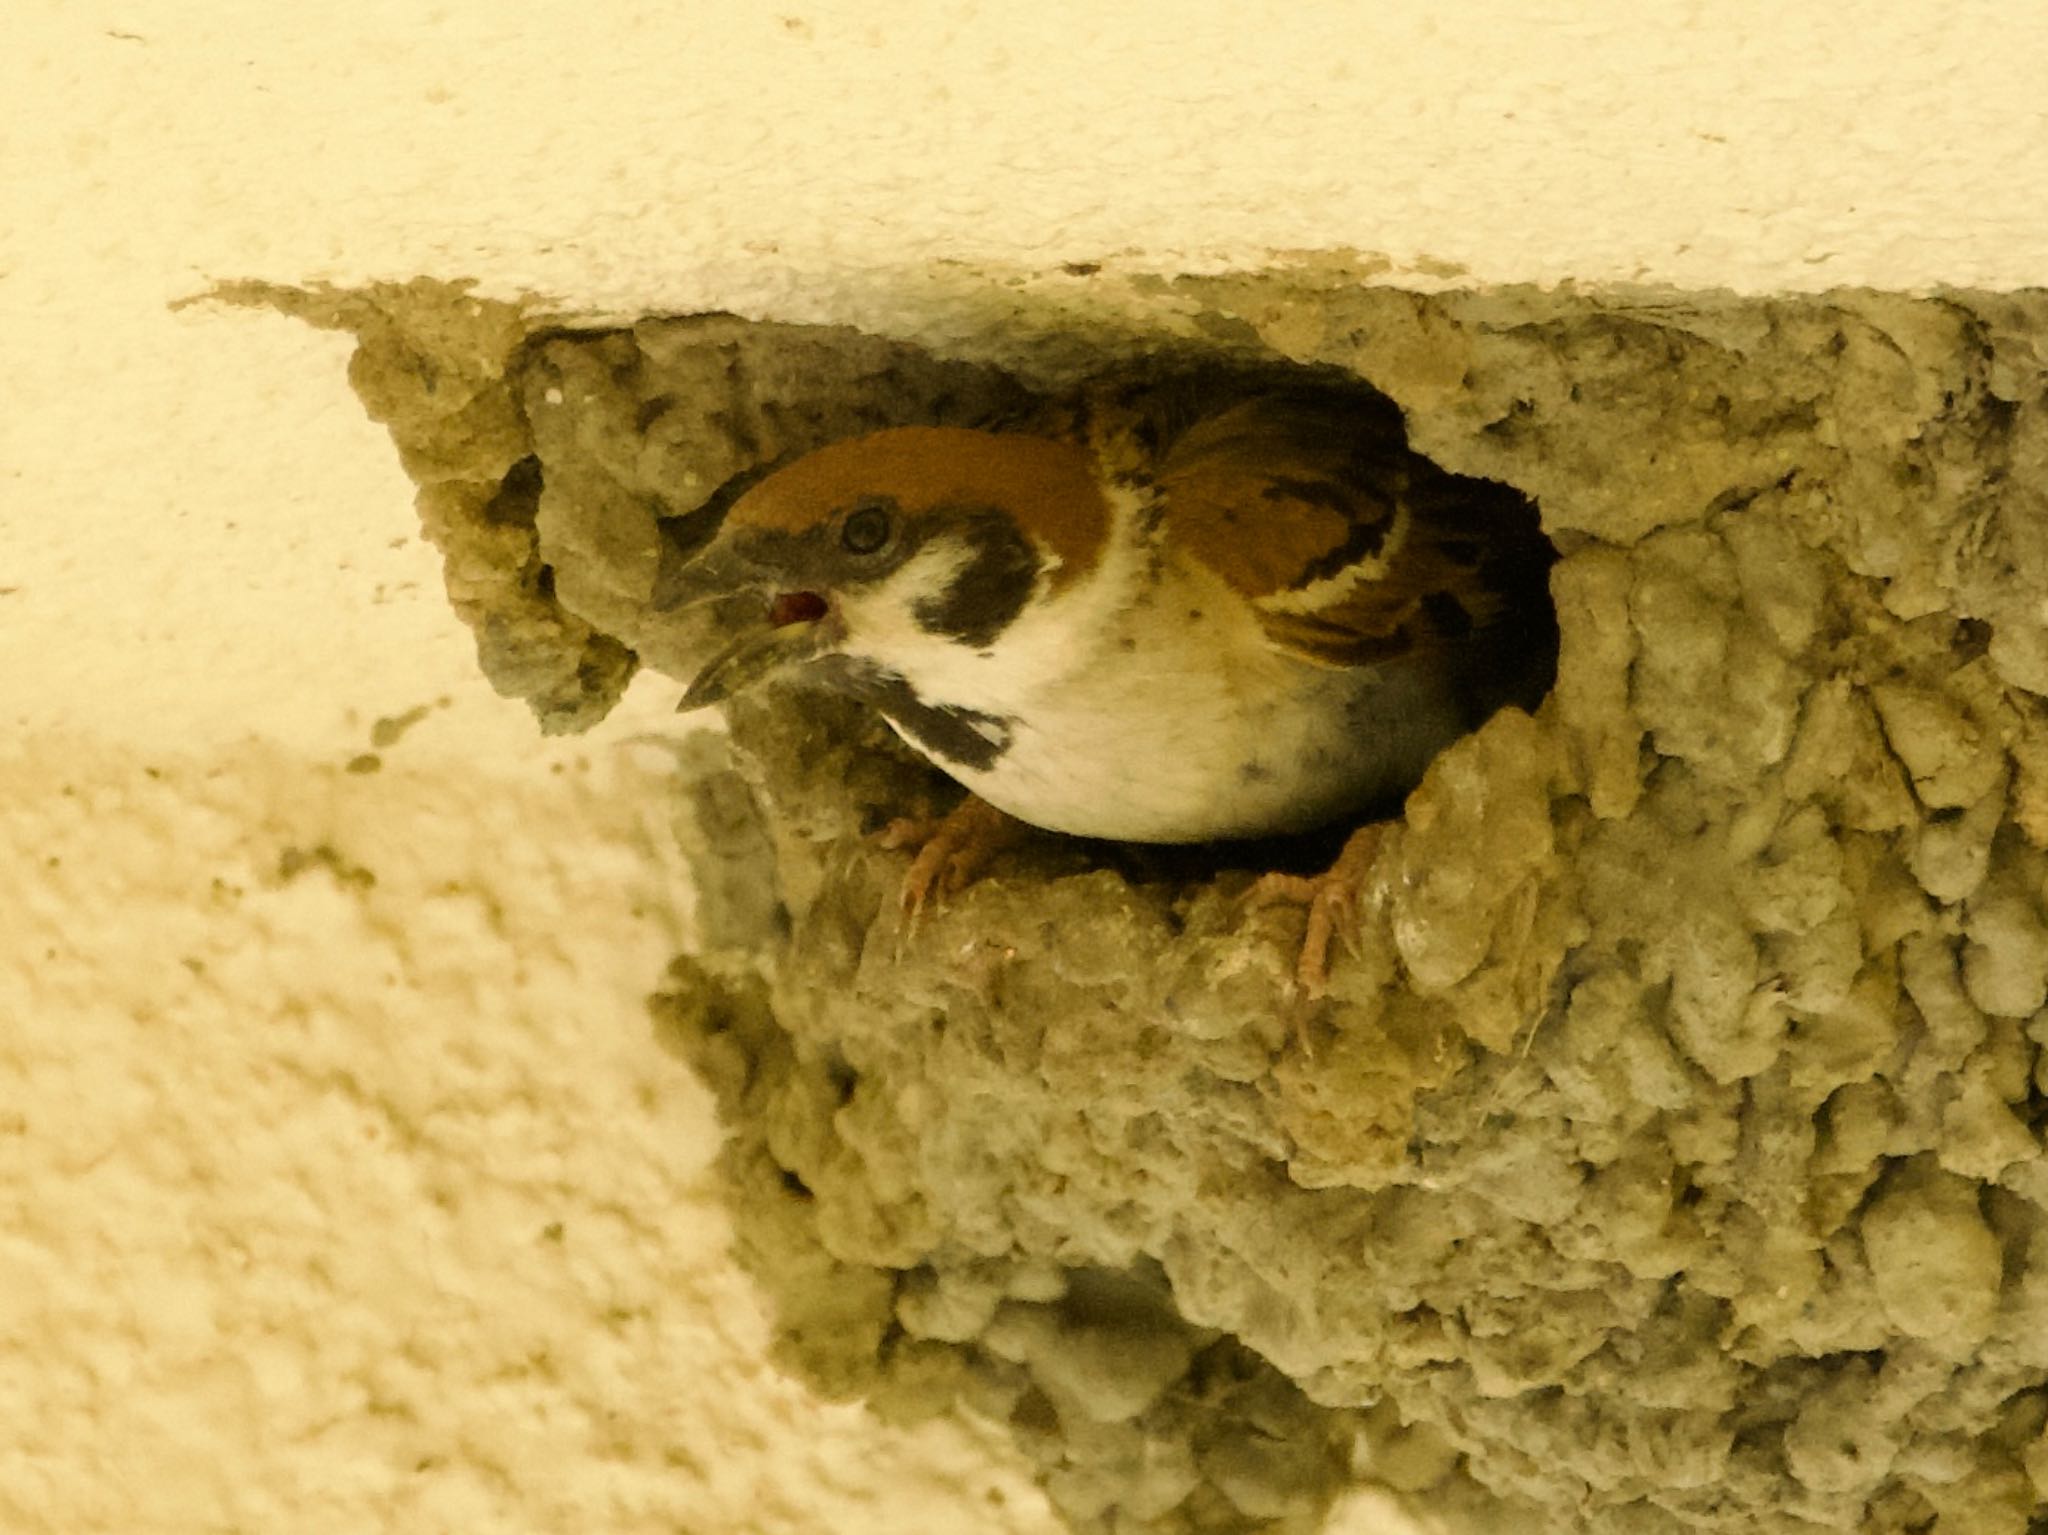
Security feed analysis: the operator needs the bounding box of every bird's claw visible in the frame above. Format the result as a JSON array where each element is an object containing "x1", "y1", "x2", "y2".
[
  {"x1": 1244, "y1": 822, "x2": 1387, "y2": 998},
  {"x1": 878, "y1": 796, "x2": 1022, "y2": 922}
]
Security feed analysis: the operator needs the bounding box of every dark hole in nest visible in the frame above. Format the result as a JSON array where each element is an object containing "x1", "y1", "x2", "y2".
[{"x1": 482, "y1": 455, "x2": 544, "y2": 528}]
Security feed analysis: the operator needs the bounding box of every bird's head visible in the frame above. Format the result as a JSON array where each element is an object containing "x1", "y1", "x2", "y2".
[{"x1": 661, "y1": 426, "x2": 1109, "y2": 711}]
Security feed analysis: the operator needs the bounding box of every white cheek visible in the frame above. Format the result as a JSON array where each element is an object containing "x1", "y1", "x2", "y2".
[{"x1": 835, "y1": 542, "x2": 972, "y2": 673}]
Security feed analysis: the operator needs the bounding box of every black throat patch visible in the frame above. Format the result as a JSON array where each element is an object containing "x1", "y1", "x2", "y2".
[
  {"x1": 909, "y1": 505, "x2": 1040, "y2": 650},
  {"x1": 816, "y1": 658, "x2": 1016, "y2": 773}
]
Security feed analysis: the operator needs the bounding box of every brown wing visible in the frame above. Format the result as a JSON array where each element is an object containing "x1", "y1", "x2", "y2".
[{"x1": 1151, "y1": 385, "x2": 1553, "y2": 671}]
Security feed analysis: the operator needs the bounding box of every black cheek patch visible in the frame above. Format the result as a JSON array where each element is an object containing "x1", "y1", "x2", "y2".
[{"x1": 910, "y1": 507, "x2": 1041, "y2": 649}]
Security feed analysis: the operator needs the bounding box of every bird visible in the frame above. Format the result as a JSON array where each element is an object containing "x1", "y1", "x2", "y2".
[{"x1": 654, "y1": 364, "x2": 1557, "y2": 991}]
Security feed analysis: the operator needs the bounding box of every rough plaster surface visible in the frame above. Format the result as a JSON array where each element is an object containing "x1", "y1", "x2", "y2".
[
  {"x1": 15, "y1": 1, "x2": 2048, "y2": 311},
  {"x1": 282, "y1": 273, "x2": 2048, "y2": 1534},
  {"x1": 0, "y1": 728, "x2": 1067, "y2": 1535}
]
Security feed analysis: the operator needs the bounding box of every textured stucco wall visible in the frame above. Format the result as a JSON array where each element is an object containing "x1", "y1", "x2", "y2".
[{"x1": 7, "y1": 3, "x2": 2048, "y2": 1533}]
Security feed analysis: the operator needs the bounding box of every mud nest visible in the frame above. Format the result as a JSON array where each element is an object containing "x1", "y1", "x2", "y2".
[{"x1": 268, "y1": 273, "x2": 2048, "y2": 1535}]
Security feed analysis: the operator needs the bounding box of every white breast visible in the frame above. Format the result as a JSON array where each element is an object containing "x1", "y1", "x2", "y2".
[{"x1": 865, "y1": 514, "x2": 1465, "y2": 844}]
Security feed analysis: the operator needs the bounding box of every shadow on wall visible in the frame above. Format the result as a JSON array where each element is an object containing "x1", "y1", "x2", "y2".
[{"x1": 233, "y1": 272, "x2": 2048, "y2": 1535}]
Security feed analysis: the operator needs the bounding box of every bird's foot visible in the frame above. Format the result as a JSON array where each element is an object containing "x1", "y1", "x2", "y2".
[
  {"x1": 877, "y1": 795, "x2": 1025, "y2": 918},
  {"x1": 1245, "y1": 822, "x2": 1388, "y2": 998}
]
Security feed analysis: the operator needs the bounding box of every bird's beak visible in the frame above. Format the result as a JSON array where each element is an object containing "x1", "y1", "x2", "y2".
[
  {"x1": 652, "y1": 521, "x2": 750, "y2": 615},
  {"x1": 656, "y1": 508, "x2": 833, "y2": 712},
  {"x1": 675, "y1": 589, "x2": 831, "y2": 712}
]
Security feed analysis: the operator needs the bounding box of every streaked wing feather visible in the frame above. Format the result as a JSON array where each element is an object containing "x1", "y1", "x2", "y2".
[{"x1": 1155, "y1": 388, "x2": 1550, "y2": 669}]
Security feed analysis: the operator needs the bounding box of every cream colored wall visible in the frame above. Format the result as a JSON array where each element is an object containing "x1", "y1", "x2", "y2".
[{"x1": 4, "y1": 2, "x2": 2044, "y2": 1531}]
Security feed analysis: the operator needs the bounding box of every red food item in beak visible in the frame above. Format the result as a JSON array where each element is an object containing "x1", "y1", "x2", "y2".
[{"x1": 768, "y1": 590, "x2": 828, "y2": 627}]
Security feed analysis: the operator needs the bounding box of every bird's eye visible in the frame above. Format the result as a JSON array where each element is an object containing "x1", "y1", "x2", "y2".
[{"x1": 840, "y1": 502, "x2": 893, "y2": 555}]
